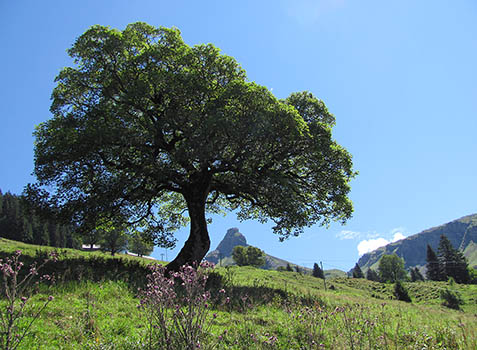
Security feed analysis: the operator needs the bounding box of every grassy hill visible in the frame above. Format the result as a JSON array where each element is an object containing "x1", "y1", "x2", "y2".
[{"x1": 1, "y1": 238, "x2": 476, "y2": 349}]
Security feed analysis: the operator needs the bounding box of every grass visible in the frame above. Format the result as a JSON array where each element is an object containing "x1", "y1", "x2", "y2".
[{"x1": 1, "y1": 238, "x2": 476, "y2": 349}]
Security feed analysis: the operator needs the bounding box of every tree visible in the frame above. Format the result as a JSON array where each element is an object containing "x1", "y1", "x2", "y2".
[
  {"x1": 286, "y1": 263, "x2": 293, "y2": 272},
  {"x1": 378, "y1": 254, "x2": 407, "y2": 283},
  {"x1": 366, "y1": 268, "x2": 380, "y2": 282},
  {"x1": 83, "y1": 228, "x2": 104, "y2": 250},
  {"x1": 437, "y1": 235, "x2": 470, "y2": 284},
  {"x1": 410, "y1": 267, "x2": 424, "y2": 282},
  {"x1": 232, "y1": 246, "x2": 266, "y2": 267},
  {"x1": 313, "y1": 262, "x2": 325, "y2": 279},
  {"x1": 0, "y1": 190, "x2": 78, "y2": 248},
  {"x1": 26, "y1": 23, "x2": 355, "y2": 270},
  {"x1": 352, "y1": 263, "x2": 364, "y2": 278},
  {"x1": 128, "y1": 231, "x2": 154, "y2": 257},
  {"x1": 98, "y1": 222, "x2": 128, "y2": 256},
  {"x1": 426, "y1": 244, "x2": 441, "y2": 281},
  {"x1": 393, "y1": 281, "x2": 412, "y2": 302}
]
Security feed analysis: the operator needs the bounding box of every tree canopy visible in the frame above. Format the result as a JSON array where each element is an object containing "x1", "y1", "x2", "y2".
[
  {"x1": 232, "y1": 245, "x2": 266, "y2": 267},
  {"x1": 0, "y1": 190, "x2": 78, "y2": 248},
  {"x1": 378, "y1": 254, "x2": 407, "y2": 283},
  {"x1": 128, "y1": 231, "x2": 155, "y2": 257},
  {"x1": 437, "y1": 235, "x2": 470, "y2": 284},
  {"x1": 26, "y1": 22, "x2": 355, "y2": 270}
]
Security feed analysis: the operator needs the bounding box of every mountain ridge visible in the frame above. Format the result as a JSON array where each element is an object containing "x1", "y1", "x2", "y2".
[{"x1": 357, "y1": 214, "x2": 477, "y2": 272}]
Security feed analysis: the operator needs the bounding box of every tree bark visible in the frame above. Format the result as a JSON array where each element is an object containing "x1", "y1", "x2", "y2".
[{"x1": 167, "y1": 184, "x2": 211, "y2": 272}]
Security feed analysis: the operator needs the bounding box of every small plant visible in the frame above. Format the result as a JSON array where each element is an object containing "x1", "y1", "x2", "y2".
[
  {"x1": 440, "y1": 288, "x2": 463, "y2": 310},
  {"x1": 0, "y1": 250, "x2": 57, "y2": 350},
  {"x1": 138, "y1": 261, "x2": 216, "y2": 350}
]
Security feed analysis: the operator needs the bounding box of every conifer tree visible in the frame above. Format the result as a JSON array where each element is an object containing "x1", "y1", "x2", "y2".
[
  {"x1": 366, "y1": 268, "x2": 380, "y2": 282},
  {"x1": 286, "y1": 263, "x2": 293, "y2": 272},
  {"x1": 352, "y1": 263, "x2": 364, "y2": 278},
  {"x1": 437, "y1": 235, "x2": 470, "y2": 284},
  {"x1": 394, "y1": 280, "x2": 412, "y2": 302},
  {"x1": 0, "y1": 189, "x2": 3, "y2": 216},
  {"x1": 313, "y1": 262, "x2": 325, "y2": 278},
  {"x1": 22, "y1": 219, "x2": 34, "y2": 243},
  {"x1": 426, "y1": 244, "x2": 441, "y2": 281}
]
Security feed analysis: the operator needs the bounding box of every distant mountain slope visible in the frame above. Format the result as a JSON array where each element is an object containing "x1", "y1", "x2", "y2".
[
  {"x1": 205, "y1": 228, "x2": 314, "y2": 273},
  {"x1": 357, "y1": 214, "x2": 477, "y2": 271}
]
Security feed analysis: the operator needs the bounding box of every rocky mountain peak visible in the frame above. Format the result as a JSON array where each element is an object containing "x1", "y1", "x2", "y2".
[{"x1": 205, "y1": 228, "x2": 248, "y2": 264}]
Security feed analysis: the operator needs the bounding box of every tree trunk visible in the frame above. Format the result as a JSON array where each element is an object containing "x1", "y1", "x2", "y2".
[{"x1": 167, "y1": 185, "x2": 211, "y2": 272}]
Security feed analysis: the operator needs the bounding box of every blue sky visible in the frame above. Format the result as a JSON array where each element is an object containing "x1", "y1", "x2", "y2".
[{"x1": 1, "y1": 0, "x2": 476, "y2": 271}]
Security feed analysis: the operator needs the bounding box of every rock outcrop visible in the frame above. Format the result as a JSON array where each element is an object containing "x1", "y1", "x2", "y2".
[{"x1": 204, "y1": 228, "x2": 248, "y2": 264}]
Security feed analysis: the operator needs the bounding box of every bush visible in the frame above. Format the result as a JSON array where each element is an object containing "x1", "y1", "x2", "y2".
[
  {"x1": 138, "y1": 261, "x2": 218, "y2": 349},
  {"x1": 232, "y1": 246, "x2": 265, "y2": 267},
  {"x1": 440, "y1": 288, "x2": 463, "y2": 310},
  {"x1": 393, "y1": 281, "x2": 412, "y2": 302}
]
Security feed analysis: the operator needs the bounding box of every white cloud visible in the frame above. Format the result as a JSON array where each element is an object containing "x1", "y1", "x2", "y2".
[
  {"x1": 356, "y1": 228, "x2": 407, "y2": 256},
  {"x1": 336, "y1": 230, "x2": 361, "y2": 240},
  {"x1": 357, "y1": 238, "x2": 389, "y2": 256},
  {"x1": 392, "y1": 232, "x2": 405, "y2": 242}
]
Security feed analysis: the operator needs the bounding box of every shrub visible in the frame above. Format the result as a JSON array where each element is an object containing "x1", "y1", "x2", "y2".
[
  {"x1": 393, "y1": 281, "x2": 412, "y2": 302},
  {"x1": 138, "y1": 261, "x2": 217, "y2": 349},
  {"x1": 0, "y1": 250, "x2": 56, "y2": 350},
  {"x1": 232, "y1": 246, "x2": 265, "y2": 267},
  {"x1": 440, "y1": 288, "x2": 463, "y2": 310}
]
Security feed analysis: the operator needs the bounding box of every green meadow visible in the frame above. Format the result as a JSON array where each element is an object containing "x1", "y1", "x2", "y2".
[{"x1": 1, "y1": 238, "x2": 476, "y2": 349}]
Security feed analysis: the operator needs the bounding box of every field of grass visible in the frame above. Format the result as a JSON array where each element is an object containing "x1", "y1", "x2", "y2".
[{"x1": 1, "y1": 238, "x2": 476, "y2": 349}]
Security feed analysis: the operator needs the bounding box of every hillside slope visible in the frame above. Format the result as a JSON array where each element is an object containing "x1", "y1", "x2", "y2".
[
  {"x1": 205, "y1": 228, "x2": 313, "y2": 272},
  {"x1": 358, "y1": 214, "x2": 477, "y2": 271}
]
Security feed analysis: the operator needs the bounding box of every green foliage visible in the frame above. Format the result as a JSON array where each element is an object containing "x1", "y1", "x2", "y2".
[
  {"x1": 378, "y1": 254, "x2": 407, "y2": 283},
  {"x1": 127, "y1": 231, "x2": 154, "y2": 257},
  {"x1": 0, "y1": 250, "x2": 55, "y2": 350},
  {"x1": 26, "y1": 22, "x2": 355, "y2": 268},
  {"x1": 393, "y1": 280, "x2": 412, "y2": 302},
  {"x1": 0, "y1": 190, "x2": 78, "y2": 249},
  {"x1": 312, "y1": 262, "x2": 324, "y2": 279},
  {"x1": 440, "y1": 288, "x2": 464, "y2": 310},
  {"x1": 352, "y1": 263, "x2": 364, "y2": 278},
  {"x1": 437, "y1": 234, "x2": 470, "y2": 284},
  {"x1": 410, "y1": 267, "x2": 424, "y2": 282},
  {"x1": 366, "y1": 268, "x2": 380, "y2": 282},
  {"x1": 426, "y1": 244, "x2": 442, "y2": 281},
  {"x1": 232, "y1": 246, "x2": 266, "y2": 267},
  {"x1": 286, "y1": 263, "x2": 293, "y2": 272},
  {"x1": 469, "y1": 267, "x2": 477, "y2": 284},
  {"x1": 1, "y1": 240, "x2": 477, "y2": 349}
]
